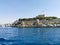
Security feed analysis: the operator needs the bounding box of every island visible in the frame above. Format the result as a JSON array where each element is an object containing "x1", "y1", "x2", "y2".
[{"x1": 11, "y1": 14, "x2": 60, "y2": 28}]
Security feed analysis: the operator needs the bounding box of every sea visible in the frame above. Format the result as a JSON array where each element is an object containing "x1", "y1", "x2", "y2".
[{"x1": 0, "y1": 27, "x2": 60, "y2": 45}]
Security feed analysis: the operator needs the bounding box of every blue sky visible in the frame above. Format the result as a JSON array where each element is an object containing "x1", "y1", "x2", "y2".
[{"x1": 0, "y1": 0, "x2": 60, "y2": 24}]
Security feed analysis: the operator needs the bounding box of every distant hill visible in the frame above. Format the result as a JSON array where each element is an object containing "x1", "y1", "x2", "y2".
[{"x1": 12, "y1": 14, "x2": 60, "y2": 28}]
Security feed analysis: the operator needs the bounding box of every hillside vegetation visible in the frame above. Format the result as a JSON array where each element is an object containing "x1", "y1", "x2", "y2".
[{"x1": 12, "y1": 14, "x2": 60, "y2": 28}]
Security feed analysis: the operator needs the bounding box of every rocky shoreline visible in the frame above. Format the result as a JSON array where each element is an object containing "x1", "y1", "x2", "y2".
[
  {"x1": 12, "y1": 15, "x2": 60, "y2": 28},
  {"x1": 14, "y1": 26, "x2": 60, "y2": 28}
]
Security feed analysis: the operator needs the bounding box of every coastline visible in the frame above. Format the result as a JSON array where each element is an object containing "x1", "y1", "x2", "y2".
[
  {"x1": 15, "y1": 26, "x2": 60, "y2": 28},
  {"x1": 12, "y1": 15, "x2": 60, "y2": 28}
]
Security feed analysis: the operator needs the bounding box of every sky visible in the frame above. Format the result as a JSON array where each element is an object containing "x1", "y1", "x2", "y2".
[{"x1": 0, "y1": 0, "x2": 60, "y2": 24}]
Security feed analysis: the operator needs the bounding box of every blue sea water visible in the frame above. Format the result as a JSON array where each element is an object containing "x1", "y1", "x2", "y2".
[{"x1": 0, "y1": 27, "x2": 60, "y2": 45}]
